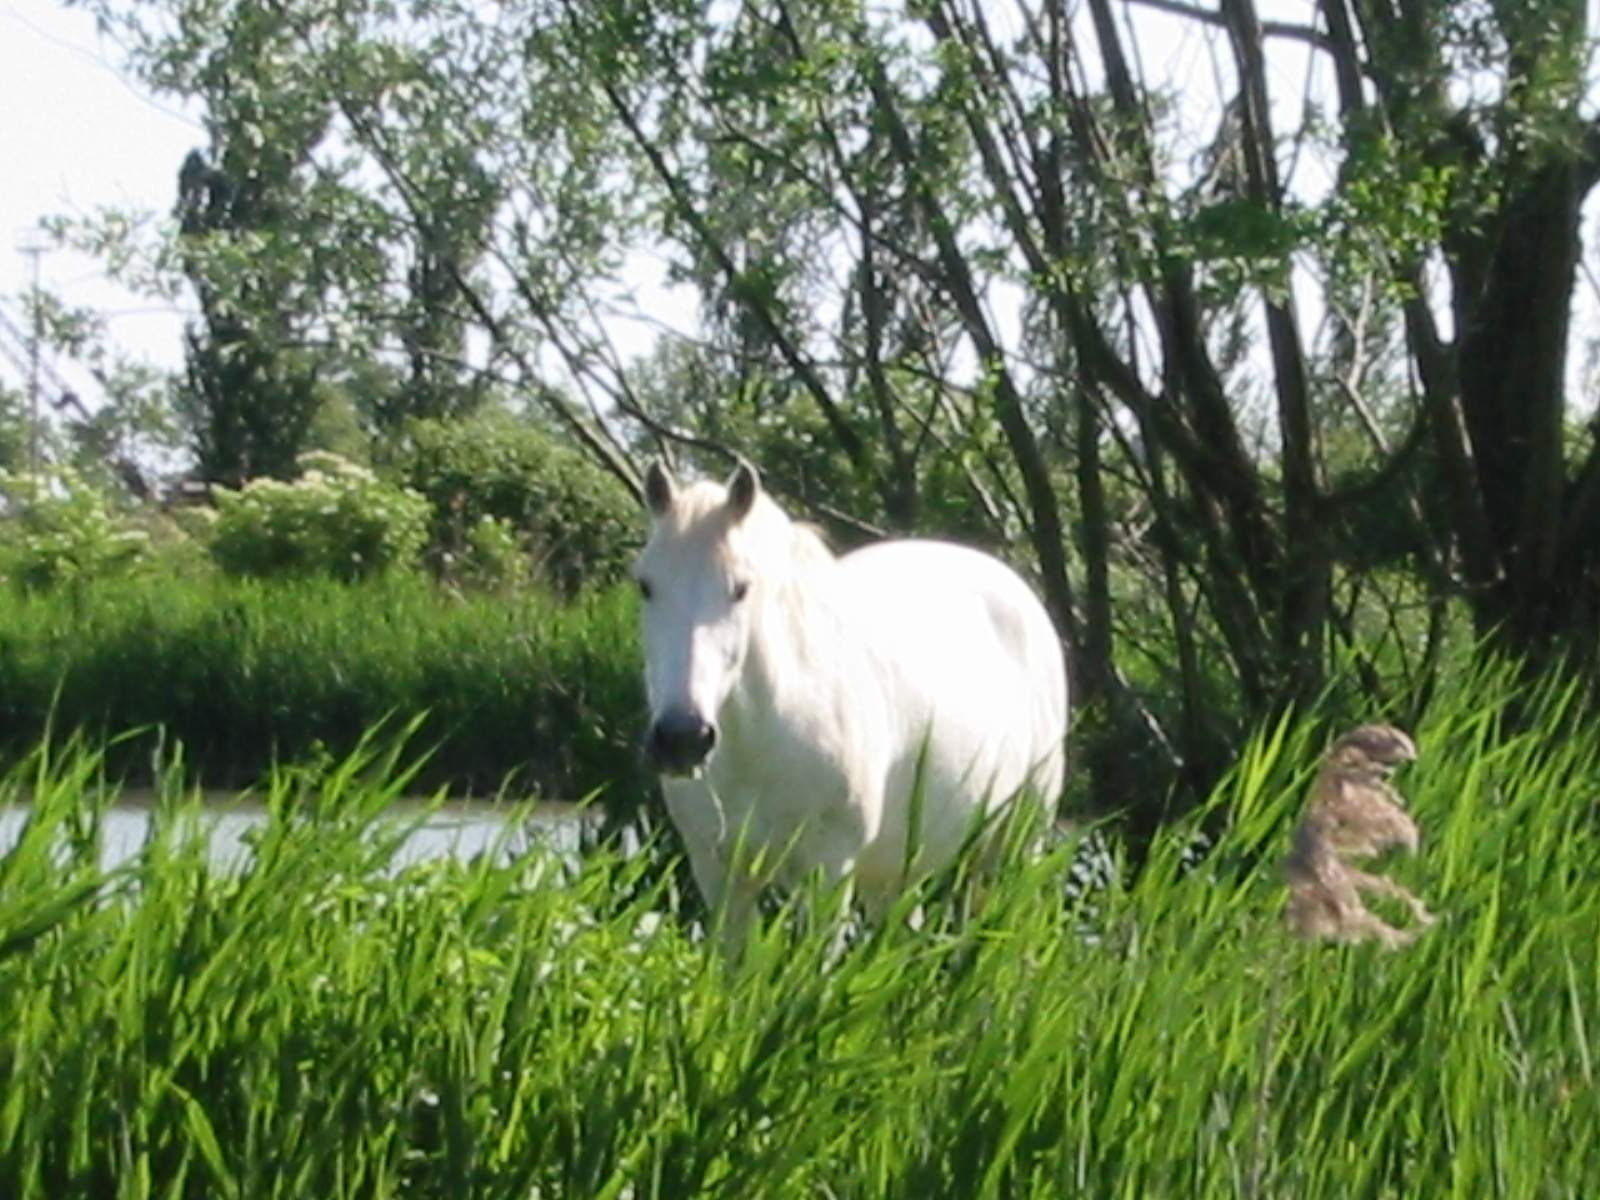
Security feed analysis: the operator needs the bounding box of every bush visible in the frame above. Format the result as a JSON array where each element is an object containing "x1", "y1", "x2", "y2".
[
  {"x1": 208, "y1": 452, "x2": 430, "y2": 582},
  {"x1": 390, "y1": 411, "x2": 637, "y2": 596},
  {"x1": 0, "y1": 466, "x2": 151, "y2": 591},
  {"x1": 454, "y1": 514, "x2": 532, "y2": 592}
]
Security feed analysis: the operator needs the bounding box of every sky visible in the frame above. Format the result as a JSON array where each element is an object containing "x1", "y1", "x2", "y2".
[{"x1": 0, "y1": 0, "x2": 199, "y2": 401}]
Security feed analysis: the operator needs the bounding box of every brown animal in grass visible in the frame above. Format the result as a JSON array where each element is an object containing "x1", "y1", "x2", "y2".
[{"x1": 1284, "y1": 724, "x2": 1437, "y2": 949}]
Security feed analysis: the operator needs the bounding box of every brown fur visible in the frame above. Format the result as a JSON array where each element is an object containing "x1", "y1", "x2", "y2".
[{"x1": 1284, "y1": 724, "x2": 1437, "y2": 949}]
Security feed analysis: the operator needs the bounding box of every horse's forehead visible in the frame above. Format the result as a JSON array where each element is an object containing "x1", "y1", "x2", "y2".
[
  {"x1": 648, "y1": 519, "x2": 732, "y2": 564},
  {"x1": 642, "y1": 484, "x2": 742, "y2": 571}
]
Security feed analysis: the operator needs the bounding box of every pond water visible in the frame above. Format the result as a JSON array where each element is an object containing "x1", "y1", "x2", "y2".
[{"x1": 0, "y1": 791, "x2": 584, "y2": 873}]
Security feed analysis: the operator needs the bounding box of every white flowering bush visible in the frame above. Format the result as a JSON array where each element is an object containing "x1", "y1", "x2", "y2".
[
  {"x1": 0, "y1": 466, "x2": 151, "y2": 591},
  {"x1": 208, "y1": 452, "x2": 429, "y2": 582}
]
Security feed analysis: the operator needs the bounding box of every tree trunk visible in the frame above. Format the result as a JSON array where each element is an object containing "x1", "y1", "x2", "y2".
[{"x1": 1447, "y1": 157, "x2": 1586, "y2": 660}]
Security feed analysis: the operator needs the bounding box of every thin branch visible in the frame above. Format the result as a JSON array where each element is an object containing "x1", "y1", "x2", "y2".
[{"x1": 1124, "y1": 0, "x2": 1337, "y2": 55}]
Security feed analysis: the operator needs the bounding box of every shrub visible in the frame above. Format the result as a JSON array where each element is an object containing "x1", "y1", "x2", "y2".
[
  {"x1": 390, "y1": 411, "x2": 637, "y2": 596},
  {"x1": 208, "y1": 451, "x2": 430, "y2": 582},
  {"x1": 453, "y1": 514, "x2": 532, "y2": 592},
  {"x1": 0, "y1": 466, "x2": 151, "y2": 591}
]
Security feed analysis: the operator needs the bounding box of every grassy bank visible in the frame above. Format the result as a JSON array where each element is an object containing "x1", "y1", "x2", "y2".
[
  {"x1": 0, "y1": 573, "x2": 646, "y2": 803},
  {"x1": 0, "y1": 661, "x2": 1596, "y2": 1197}
]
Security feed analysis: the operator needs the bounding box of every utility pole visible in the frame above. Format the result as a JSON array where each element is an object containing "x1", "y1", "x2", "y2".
[{"x1": 15, "y1": 231, "x2": 47, "y2": 483}]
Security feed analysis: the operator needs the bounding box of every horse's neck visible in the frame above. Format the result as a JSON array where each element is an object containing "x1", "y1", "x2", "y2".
[{"x1": 737, "y1": 551, "x2": 861, "y2": 718}]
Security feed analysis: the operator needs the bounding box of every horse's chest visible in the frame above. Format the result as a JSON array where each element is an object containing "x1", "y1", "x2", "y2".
[{"x1": 708, "y1": 719, "x2": 873, "y2": 842}]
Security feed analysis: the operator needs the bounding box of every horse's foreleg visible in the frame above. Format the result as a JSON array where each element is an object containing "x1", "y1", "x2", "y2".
[
  {"x1": 714, "y1": 874, "x2": 760, "y2": 957},
  {"x1": 663, "y1": 778, "x2": 759, "y2": 955},
  {"x1": 671, "y1": 827, "x2": 757, "y2": 955}
]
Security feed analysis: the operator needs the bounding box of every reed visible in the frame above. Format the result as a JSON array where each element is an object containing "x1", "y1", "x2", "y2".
[
  {"x1": 0, "y1": 657, "x2": 1594, "y2": 1197},
  {"x1": 0, "y1": 573, "x2": 646, "y2": 802}
]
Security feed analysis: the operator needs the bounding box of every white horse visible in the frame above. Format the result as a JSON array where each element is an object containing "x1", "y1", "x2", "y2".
[{"x1": 635, "y1": 459, "x2": 1068, "y2": 944}]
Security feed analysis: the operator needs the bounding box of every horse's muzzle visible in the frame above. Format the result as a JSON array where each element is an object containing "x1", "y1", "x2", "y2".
[{"x1": 646, "y1": 710, "x2": 717, "y2": 776}]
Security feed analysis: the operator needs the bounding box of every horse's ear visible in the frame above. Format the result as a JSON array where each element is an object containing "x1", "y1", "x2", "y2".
[
  {"x1": 644, "y1": 460, "x2": 677, "y2": 515},
  {"x1": 726, "y1": 459, "x2": 760, "y2": 523}
]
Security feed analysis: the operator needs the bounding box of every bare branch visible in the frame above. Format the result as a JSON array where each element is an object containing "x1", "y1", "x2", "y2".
[{"x1": 1125, "y1": 0, "x2": 1337, "y2": 55}]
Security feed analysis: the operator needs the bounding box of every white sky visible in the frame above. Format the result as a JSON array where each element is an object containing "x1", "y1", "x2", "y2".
[{"x1": 0, "y1": 0, "x2": 199, "y2": 400}]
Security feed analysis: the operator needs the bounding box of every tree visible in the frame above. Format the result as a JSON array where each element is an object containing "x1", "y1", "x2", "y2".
[
  {"x1": 71, "y1": 0, "x2": 1600, "y2": 825},
  {"x1": 0, "y1": 384, "x2": 29, "y2": 473},
  {"x1": 74, "y1": 0, "x2": 520, "y2": 478},
  {"x1": 1331, "y1": 0, "x2": 1600, "y2": 665},
  {"x1": 157, "y1": 0, "x2": 351, "y2": 484},
  {"x1": 544, "y1": 0, "x2": 1600, "y2": 801}
]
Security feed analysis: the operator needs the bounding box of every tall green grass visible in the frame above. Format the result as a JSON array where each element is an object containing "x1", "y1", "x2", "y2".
[
  {"x1": 0, "y1": 573, "x2": 646, "y2": 802},
  {"x1": 0, "y1": 658, "x2": 1596, "y2": 1197}
]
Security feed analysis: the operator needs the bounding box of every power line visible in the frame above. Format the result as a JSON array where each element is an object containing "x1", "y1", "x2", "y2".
[
  {"x1": 0, "y1": 293, "x2": 151, "y2": 499},
  {"x1": 0, "y1": 301, "x2": 92, "y2": 423}
]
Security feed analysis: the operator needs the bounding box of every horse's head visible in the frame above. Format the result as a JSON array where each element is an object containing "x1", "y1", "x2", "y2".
[{"x1": 634, "y1": 458, "x2": 765, "y2": 776}]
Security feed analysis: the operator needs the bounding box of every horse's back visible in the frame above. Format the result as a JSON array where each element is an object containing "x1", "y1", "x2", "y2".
[{"x1": 839, "y1": 539, "x2": 1068, "y2": 803}]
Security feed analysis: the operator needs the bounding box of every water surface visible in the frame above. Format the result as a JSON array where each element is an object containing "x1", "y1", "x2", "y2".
[{"x1": 0, "y1": 790, "x2": 583, "y2": 873}]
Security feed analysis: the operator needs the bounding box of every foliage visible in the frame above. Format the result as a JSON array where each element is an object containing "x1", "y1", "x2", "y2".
[
  {"x1": 207, "y1": 451, "x2": 429, "y2": 582},
  {"x1": 59, "y1": 0, "x2": 1600, "y2": 828},
  {"x1": 389, "y1": 412, "x2": 637, "y2": 596},
  {"x1": 0, "y1": 387, "x2": 27, "y2": 473},
  {"x1": 0, "y1": 659, "x2": 1597, "y2": 1196},
  {"x1": 0, "y1": 570, "x2": 644, "y2": 802},
  {"x1": 72, "y1": 0, "x2": 639, "y2": 486},
  {"x1": 25, "y1": 284, "x2": 189, "y2": 477},
  {"x1": 174, "y1": 93, "x2": 333, "y2": 484},
  {"x1": 0, "y1": 467, "x2": 151, "y2": 592},
  {"x1": 453, "y1": 514, "x2": 533, "y2": 593}
]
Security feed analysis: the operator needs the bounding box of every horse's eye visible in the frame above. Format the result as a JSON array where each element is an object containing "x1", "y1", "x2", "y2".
[
  {"x1": 731, "y1": 580, "x2": 750, "y2": 603},
  {"x1": 637, "y1": 578, "x2": 654, "y2": 601}
]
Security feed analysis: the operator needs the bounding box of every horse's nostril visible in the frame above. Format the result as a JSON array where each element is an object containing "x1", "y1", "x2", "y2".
[{"x1": 647, "y1": 712, "x2": 717, "y2": 773}]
